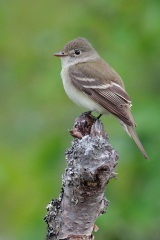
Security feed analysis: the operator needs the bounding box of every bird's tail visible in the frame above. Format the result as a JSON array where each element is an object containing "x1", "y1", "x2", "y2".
[{"x1": 120, "y1": 121, "x2": 149, "y2": 160}]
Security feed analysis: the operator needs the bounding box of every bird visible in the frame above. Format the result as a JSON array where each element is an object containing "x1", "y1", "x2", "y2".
[{"x1": 54, "y1": 37, "x2": 148, "y2": 159}]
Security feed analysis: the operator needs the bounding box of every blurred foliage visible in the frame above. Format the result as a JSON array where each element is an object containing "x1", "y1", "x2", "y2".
[{"x1": 0, "y1": 0, "x2": 160, "y2": 239}]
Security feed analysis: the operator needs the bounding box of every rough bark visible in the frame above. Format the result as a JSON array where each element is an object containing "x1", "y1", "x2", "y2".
[{"x1": 44, "y1": 112, "x2": 119, "y2": 240}]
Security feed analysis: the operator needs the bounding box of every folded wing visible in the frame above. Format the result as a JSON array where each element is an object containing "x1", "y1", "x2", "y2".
[{"x1": 69, "y1": 62, "x2": 136, "y2": 127}]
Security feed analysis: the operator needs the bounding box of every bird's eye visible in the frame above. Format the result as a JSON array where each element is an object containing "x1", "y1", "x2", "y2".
[{"x1": 75, "y1": 49, "x2": 81, "y2": 55}]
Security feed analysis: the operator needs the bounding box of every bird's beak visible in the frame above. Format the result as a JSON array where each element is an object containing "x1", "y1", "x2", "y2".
[{"x1": 54, "y1": 51, "x2": 68, "y2": 57}]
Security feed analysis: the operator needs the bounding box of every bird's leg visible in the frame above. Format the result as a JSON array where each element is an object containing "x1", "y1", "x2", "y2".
[{"x1": 97, "y1": 114, "x2": 102, "y2": 119}]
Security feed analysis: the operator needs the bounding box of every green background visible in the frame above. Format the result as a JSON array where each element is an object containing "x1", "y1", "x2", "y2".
[{"x1": 0, "y1": 0, "x2": 160, "y2": 239}]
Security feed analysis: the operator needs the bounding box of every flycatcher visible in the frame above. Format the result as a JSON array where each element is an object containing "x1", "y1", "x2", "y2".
[{"x1": 54, "y1": 37, "x2": 148, "y2": 159}]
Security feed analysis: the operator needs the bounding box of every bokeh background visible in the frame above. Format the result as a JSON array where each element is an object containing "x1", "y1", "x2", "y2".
[{"x1": 0, "y1": 0, "x2": 160, "y2": 239}]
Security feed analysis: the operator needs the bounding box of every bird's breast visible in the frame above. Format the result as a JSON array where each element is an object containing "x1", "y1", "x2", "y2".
[{"x1": 61, "y1": 67, "x2": 107, "y2": 114}]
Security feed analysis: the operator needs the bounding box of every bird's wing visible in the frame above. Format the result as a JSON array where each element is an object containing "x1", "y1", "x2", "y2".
[{"x1": 69, "y1": 61, "x2": 135, "y2": 126}]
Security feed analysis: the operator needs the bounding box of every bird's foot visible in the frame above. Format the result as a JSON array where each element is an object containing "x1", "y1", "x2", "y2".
[{"x1": 82, "y1": 111, "x2": 92, "y2": 117}]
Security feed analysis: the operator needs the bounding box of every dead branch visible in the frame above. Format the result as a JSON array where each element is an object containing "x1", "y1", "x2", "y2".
[{"x1": 44, "y1": 112, "x2": 119, "y2": 239}]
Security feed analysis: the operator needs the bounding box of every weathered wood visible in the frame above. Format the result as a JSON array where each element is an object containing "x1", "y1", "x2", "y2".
[{"x1": 44, "y1": 113, "x2": 119, "y2": 239}]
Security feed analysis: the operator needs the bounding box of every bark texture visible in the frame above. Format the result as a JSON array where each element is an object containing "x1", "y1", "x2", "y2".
[{"x1": 44, "y1": 112, "x2": 119, "y2": 240}]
